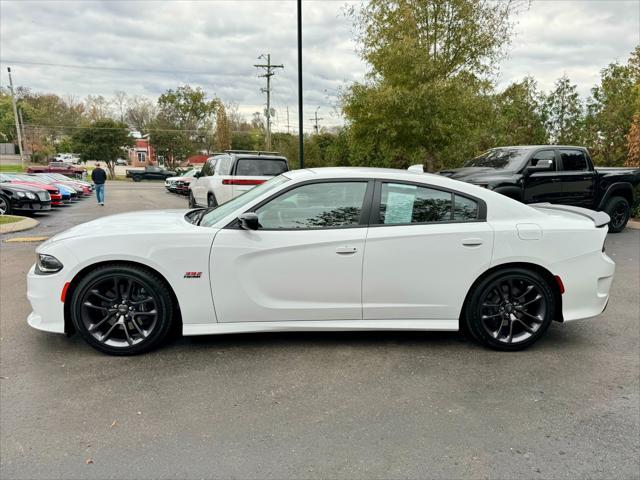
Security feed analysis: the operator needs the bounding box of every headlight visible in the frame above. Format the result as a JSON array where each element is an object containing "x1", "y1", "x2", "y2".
[
  {"x1": 26, "y1": 192, "x2": 37, "y2": 199},
  {"x1": 16, "y1": 191, "x2": 26, "y2": 197},
  {"x1": 36, "y1": 254, "x2": 63, "y2": 274}
]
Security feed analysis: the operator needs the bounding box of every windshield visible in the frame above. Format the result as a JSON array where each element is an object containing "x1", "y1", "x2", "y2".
[
  {"x1": 198, "y1": 174, "x2": 290, "y2": 227},
  {"x1": 464, "y1": 148, "x2": 530, "y2": 170}
]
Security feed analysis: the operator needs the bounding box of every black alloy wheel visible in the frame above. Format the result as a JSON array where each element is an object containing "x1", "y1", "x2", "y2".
[
  {"x1": 464, "y1": 268, "x2": 555, "y2": 351},
  {"x1": 604, "y1": 196, "x2": 630, "y2": 233},
  {"x1": 0, "y1": 195, "x2": 10, "y2": 215},
  {"x1": 71, "y1": 265, "x2": 174, "y2": 355}
]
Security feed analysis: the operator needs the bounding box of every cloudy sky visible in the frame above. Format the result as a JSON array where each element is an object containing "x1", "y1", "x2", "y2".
[{"x1": 0, "y1": 0, "x2": 638, "y2": 132}]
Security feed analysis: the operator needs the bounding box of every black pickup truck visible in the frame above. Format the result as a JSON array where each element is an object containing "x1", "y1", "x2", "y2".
[
  {"x1": 438, "y1": 146, "x2": 640, "y2": 232},
  {"x1": 125, "y1": 165, "x2": 176, "y2": 182}
]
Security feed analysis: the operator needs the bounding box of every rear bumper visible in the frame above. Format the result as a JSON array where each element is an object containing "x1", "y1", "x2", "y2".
[{"x1": 555, "y1": 251, "x2": 615, "y2": 321}]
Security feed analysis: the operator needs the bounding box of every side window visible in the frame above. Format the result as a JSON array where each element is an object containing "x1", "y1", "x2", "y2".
[
  {"x1": 201, "y1": 158, "x2": 215, "y2": 177},
  {"x1": 235, "y1": 158, "x2": 288, "y2": 176},
  {"x1": 560, "y1": 150, "x2": 588, "y2": 171},
  {"x1": 255, "y1": 182, "x2": 368, "y2": 229},
  {"x1": 217, "y1": 156, "x2": 232, "y2": 175},
  {"x1": 529, "y1": 150, "x2": 556, "y2": 169},
  {"x1": 379, "y1": 183, "x2": 479, "y2": 224}
]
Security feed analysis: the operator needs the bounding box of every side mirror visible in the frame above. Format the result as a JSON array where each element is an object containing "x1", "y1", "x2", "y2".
[
  {"x1": 526, "y1": 159, "x2": 554, "y2": 174},
  {"x1": 238, "y1": 212, "x2": 260, "y2": 230},
  {"x1": 194, "y1": 171, "x2": 202, "y2": 178}
]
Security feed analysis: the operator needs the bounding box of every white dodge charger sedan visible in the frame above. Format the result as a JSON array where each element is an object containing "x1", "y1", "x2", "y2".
[{"x1": 27, "y1": 168, "x2": 615, "y2": 355}]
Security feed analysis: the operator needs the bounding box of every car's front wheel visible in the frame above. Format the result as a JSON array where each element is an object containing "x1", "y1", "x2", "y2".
[
  {"x1": 0, "y1": 194, "x2": 11, "y2": 215},
  {"x1": 464, "y1": 268, "x2": 555, "y2": 351},
  {"x1": 70, "y1": 264, "x2": 175, "y2": 355},
  {"x1": 132, "y1": 175, "x2": 142, "y2": 182}
]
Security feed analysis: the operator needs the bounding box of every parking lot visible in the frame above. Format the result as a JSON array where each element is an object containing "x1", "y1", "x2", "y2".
[{"x1": 1, "y1": 181, "x2": 639, "y2": 479}]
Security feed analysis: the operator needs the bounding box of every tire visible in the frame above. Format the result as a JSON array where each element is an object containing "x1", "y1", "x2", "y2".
[
  {"x1": 0, "y1": 194, "x2": 11, "y2": 215},
  {"x1": 603, "y1": 196, "x2": 630, "y2": 233},
  {"x1": 133, "y1": 175, "x2": 142, "y2": 182},
  {"x1": 188, "y1": 192, "x2": 197, "y2": 208},
  {"x1": 463, "y1": 267, "x2": 555, "y2": 351},
  {"x1": 70, "y1": 264, "x2": 175, "y2": 355},
  {"x1": 207, "y1": 194, "x2": 218, "y2": 208}
]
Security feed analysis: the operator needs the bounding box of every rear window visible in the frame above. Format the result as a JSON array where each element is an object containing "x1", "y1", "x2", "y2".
[{"x1": 234, "y1": 158, "x2": 288, "y2": 176}]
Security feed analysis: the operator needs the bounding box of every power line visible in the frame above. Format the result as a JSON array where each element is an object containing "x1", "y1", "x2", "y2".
[{"x1": 0, "y1": 59, "x2": 220, "y2": 76}]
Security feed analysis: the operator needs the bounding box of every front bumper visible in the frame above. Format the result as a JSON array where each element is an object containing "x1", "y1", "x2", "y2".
[
  {"x1": 26, "y1": 264, "x2": 66, "y2": 333},
  {"x1": 14, "y1": 199, "x2": 52, "y2": 212}
]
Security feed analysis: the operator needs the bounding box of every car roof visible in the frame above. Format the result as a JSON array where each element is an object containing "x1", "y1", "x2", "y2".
[{"x1": 490, "y1": 145, "x2": 587, "y2": 150}]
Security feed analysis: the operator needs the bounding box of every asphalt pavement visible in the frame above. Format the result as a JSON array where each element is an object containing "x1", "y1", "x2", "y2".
[{"x1": 1, "y1": 181, "x2": 639, "y2": 479}]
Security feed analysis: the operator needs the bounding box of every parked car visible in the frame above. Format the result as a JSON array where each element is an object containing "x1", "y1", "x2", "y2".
[
  {"x1": 44, "y1": 172, "x2": 94, "y2": 192},
  {"x1": 27, "y1": 162, "x2": 86, "y2": 179},
  {"x1": 115, "y1": 158, "x2": 128, "y2": 166},
  {"x1": 126, "y1": 165, "x2": 176, "y2": 182},
  {"x1": 416, "y1": 146, "x2": 640, "y2": 233},
  {"x1": 0, "y1": 182, "x2": 51, "y2": 215},
  {"x1": 53, "y1": 153, "x2": 80, "y2": 164},
  {"x1": 0, "y1": 173, "x2": 63, "y2": 206},
  {"x1": 34, "y1": 173, "x2": 91, "y2": 197},
  {"x1": 27, "y1": 167, "x2": 614, "y2": 355},
  {"x1": 22, "y1": 175, "x2": 79, "y2": 202},
  {"x1": 189, "y1": 151, "x2": 289, "y2": 207},
  {"x1": 165, "y1": 168, "x2": 201, "y2": 194}
]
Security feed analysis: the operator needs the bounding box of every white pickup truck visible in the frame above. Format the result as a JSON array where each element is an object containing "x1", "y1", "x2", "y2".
[{"x1": 188, "y1": 151, "x2": 289, "y2": 208}]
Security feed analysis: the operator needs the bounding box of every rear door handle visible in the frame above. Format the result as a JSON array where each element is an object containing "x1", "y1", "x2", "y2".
[
  {"x1": 336, "y1": 246, "x2": 358, "y2": 254},
  {"x1": 462, "y1": 238, "x2": 484, "y2": 247},
  {"x1": 550, "y1": 178, "x2": 560, "y2": 182}
]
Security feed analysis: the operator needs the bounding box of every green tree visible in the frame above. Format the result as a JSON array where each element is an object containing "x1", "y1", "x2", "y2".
[
  {"x1": 584, "y1": 47, "x2": 640, "y2": 166},
  {"x1": 72, "y1": 119, "x2": 133, "y2": 178},
  {"x1": 126, "y1": 96, "x2": 156, "y2": 134},
  {"x1": 342, "y1": 0, "x2": 524, "y2": 170},
  {"x1": 544, "y1": 75, "x2": 583, "y2": 144},
  {"x1": 214, "y1": 104, "x2": 232, "y2": 151},
  {"x1": 148, "y1": 117, "x2": 194, "y2": 169}
]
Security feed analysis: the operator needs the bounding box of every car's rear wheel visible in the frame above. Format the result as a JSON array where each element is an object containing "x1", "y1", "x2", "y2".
[
  {"x1": 464, "y1": 268, "x2": 555, "y2": 351},
  {"x1": 604, "y1": 196, "x2": 630, "y2": 233},
  {"x1": 70, "y1": 265, "x2": 174, "y2": 355},
  {"x1": 132, "y1": 175, "x2": 142, "y2": 182},
  {"x1": 0, "y1": 195, "x2": 10, "y2": 215},
  {"x1": 207, "y1": 194, "x2": 218, "y2": 208}
]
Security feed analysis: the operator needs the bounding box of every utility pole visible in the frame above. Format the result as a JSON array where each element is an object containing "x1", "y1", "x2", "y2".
[
  {"x1": 7, "y1": 67, "x2": 25, "y2": 167},
  {"x1": 18, "y1": 109, "x2": 27, "y2": 155},
  {"x1": 286, "y1": 106, "x2": 290, "y2": 134},
  {"x1": 254, "y1": 53, "x2": 283, "y2": 151},
  {"x1": 297, "y1": 0, "x2": 304, "y2": 168},
  {"x1": 308, "y1": 106, "x2": 323, "y2": 134}
]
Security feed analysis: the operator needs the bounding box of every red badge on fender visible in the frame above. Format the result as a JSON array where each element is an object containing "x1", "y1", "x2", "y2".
[{"x1": 184, "y1": 272, "x2": 202, "y2": 278}]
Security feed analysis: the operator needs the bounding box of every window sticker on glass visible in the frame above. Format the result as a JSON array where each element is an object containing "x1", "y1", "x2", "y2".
[{"x1": 383, "y1": 184, "x2": 417, "y2": 224}]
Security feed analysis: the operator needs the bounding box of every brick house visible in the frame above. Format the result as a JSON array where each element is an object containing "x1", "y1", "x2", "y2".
[{"x1": 128, "y1": 136, "x2": 156, "y2": 167}]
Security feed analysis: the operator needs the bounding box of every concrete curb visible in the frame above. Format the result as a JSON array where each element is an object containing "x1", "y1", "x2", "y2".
[
  {"x1": 0, "y1": 216, "x2": 39, "y2": 234},
  {"x1": 627, "y1": 219, "x2": 640, "y2": 230}
]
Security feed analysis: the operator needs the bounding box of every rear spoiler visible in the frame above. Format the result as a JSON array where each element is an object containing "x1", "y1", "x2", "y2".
[{"x1": 530, "y1": 203, "x2": 610, "y2": 228}]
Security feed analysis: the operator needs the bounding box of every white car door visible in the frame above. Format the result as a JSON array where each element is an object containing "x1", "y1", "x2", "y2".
[
  {"x1": 211, "y1": 180, "x2": 373, "y2": 323},
  {"x1": 362, "y1": 180, "x2": 494, "y2": 320}
]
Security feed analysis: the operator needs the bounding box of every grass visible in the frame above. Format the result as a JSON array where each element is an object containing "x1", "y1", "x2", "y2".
[
  {"x1": 0, "y1": 215, "x2": 23, "y2": 225},
  {"x1": 0, "y1": 164, "x2": 26, "y2": 172}
]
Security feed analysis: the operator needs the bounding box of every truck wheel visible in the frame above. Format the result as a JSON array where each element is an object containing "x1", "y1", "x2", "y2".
[
  {"x1": 604, "y1": 196, "x2": 630, "y2": 233},
  {"x1": 133, "y1": 175, "x2": 142, "y2": 182},
  {"x1": 207, "y1": 194, "x2": 218, "y2": 208}
]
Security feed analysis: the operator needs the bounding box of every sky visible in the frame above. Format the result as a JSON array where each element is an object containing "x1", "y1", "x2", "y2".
[{"x1": 0, "y1": 0, "x2": 638, "y2": 132}]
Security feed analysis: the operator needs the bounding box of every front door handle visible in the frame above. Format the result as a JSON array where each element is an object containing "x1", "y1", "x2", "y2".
[
  {"x1": 462, "y1": 238, "x2": 484, "y2": 247},
  {"x1": 336, "y1": 246, "x2": 358, "y2": 254},
  {"x1": 550, "y1": 178, "x2": 560, "y2": 182}
]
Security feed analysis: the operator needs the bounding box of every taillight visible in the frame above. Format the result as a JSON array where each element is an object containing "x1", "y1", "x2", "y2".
[{"x1": 222, "y1": 179, "x2": 266, "y2": 186}]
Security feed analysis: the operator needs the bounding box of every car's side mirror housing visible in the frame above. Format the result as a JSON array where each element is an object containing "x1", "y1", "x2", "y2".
[
  {"x1": 238, "y1": 212, "x2": 260, "y2": 230},
  {"x1": 526, "y1": 159, "x2": 554, "y2": 174}
]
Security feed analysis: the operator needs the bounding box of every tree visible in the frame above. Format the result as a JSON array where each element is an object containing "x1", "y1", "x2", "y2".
[
  {"x1": 112, "y1": 91, "x2": 128, "y2": 123},
  {"x1": 72, "y1": 119, "x2": 133, "y2": 178},
  {"x1": 627, "y1": 113, "x2": 640, "y2": 167},
  {"x1": 125, "y1": 96, "x2": 156, "y2": 134},
  {"x1": 342, "y1": 0, "x2": 525, "y2": 170},
  {"x1": 148, "y1": 117, "x2": 193, "y2": 169},
  {"x1": 544, "y1": 75, "x2": 583, "y2": 144},
  {"x1": 84, "y1": 95, "x2": 112, "y2": 121},
  {"x1": 584, "y1": 47, "x2": 640, "y2": 166},
  {"x1": 214, "y1": 104, "x2": 232, "y2": 151},
  {"x1": 157, "y1": 85, "x2": 218, "y2": 131}
]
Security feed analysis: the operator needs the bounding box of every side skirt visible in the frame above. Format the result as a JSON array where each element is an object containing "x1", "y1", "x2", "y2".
[{"x1": 183, "y1": 319, "x2": 459, "y2": 336}]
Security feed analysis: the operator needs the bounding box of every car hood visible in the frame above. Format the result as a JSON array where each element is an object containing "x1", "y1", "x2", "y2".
[
  {"x1": 438, "y1": 167, "x2": 516, "y2": 182},
  {"x1": 45, "y1": 209, "x2": 198, "y2": 244},
  {"x1": 1, "y1": 182, "x2": 44, "y2": 193}
]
